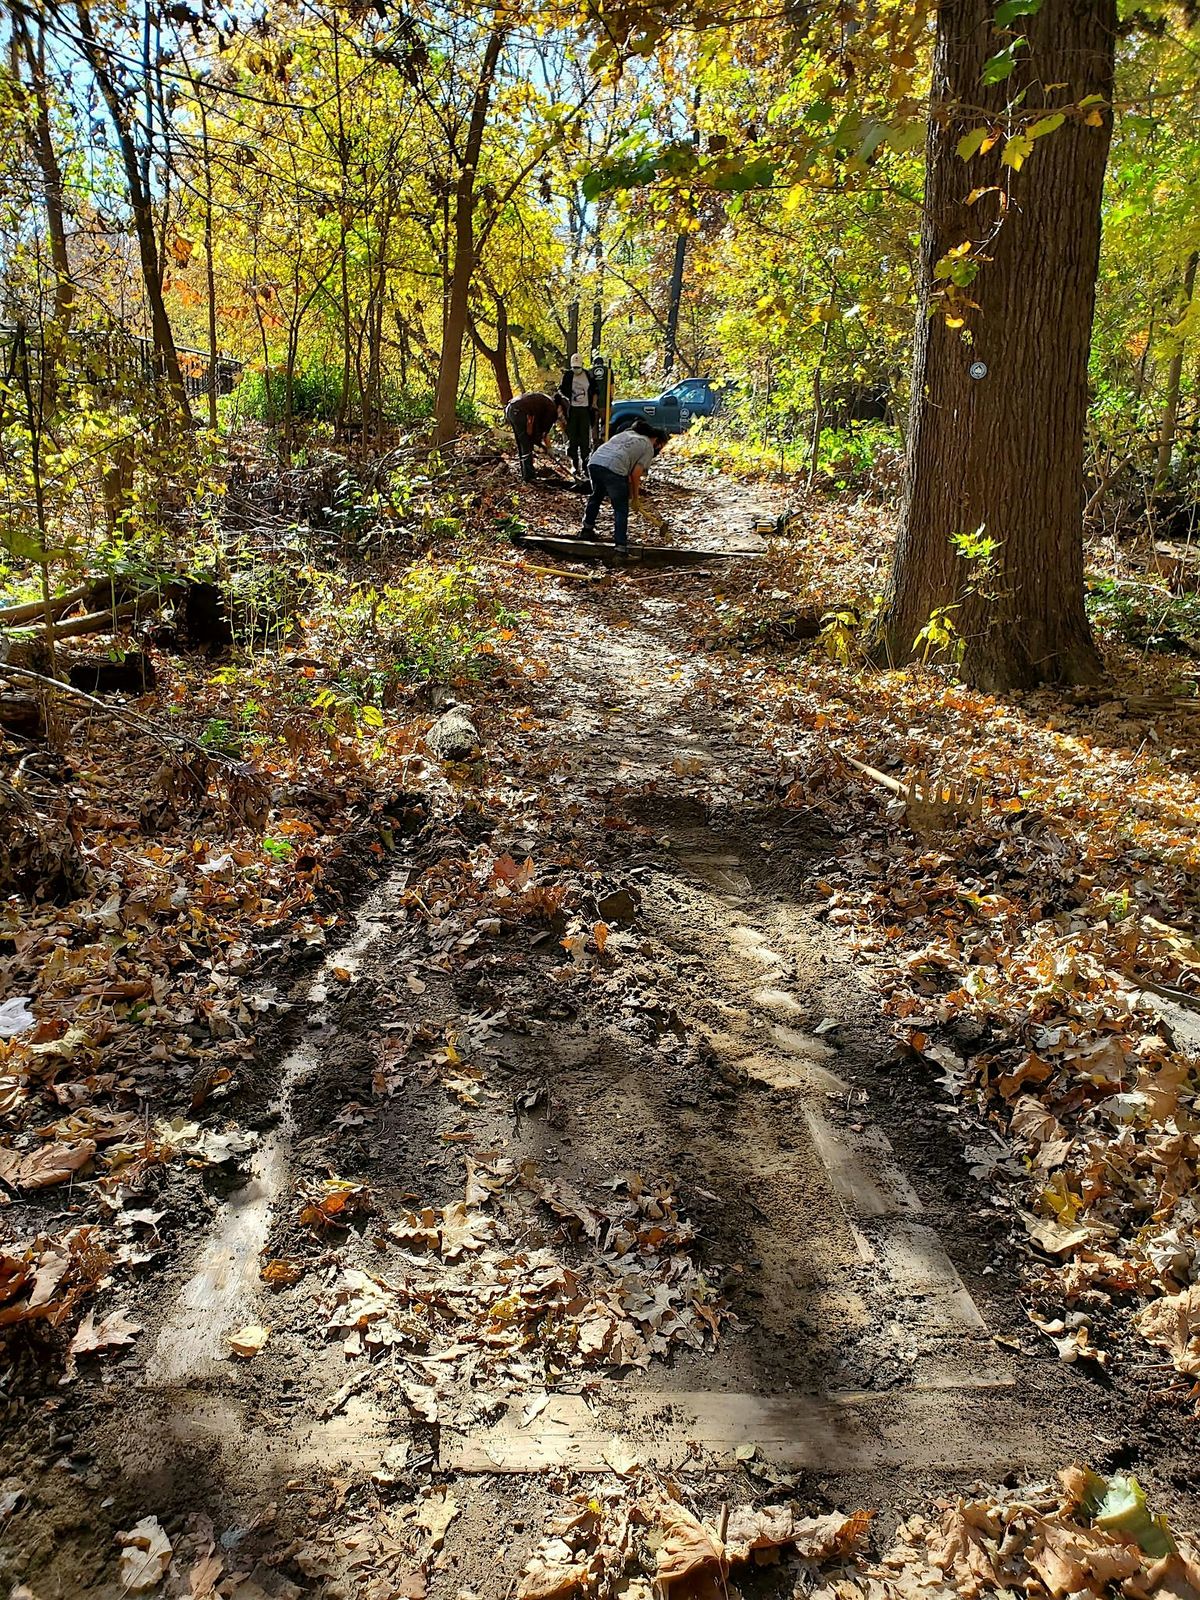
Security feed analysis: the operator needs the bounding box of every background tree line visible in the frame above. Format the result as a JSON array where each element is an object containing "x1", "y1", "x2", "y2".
[{"x1": 1, "y1": 0, "x2": 1198, "y2": 688}]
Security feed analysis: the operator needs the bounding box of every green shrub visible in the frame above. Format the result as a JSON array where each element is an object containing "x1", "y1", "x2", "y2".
[
  {"x1": 1087, "y1": 575, "x2": 1200, "y2": 655},
  {"x1": 330, "y1": 559, "x2": 516, "y2": 682},
  {"x1": 234, "y1": 361, "x2": 346, "y2": 424},
  {"x1": 233, "y1": 368, "x2": 487, "y2": 432}
]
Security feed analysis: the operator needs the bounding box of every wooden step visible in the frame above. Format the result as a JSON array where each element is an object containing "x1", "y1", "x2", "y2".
[
  {"x1": 512, "y1": 533, "x2": 744, "y2": 566},
  {"x1": 451, "y1": 1380, "x2": 1051, "y2": 1476}
]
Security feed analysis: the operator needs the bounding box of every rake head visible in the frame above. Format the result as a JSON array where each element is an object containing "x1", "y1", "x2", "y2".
[{"x1": 899, "y1": 768, "x2": 985, "y2": 832}]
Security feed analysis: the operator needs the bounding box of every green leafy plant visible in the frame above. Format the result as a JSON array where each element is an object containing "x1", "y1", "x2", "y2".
[
  {"x1": 951, "y1": 523, "x2": 1006, "y2": 608},
  {"x1": 311, "y1": 681, "x2": 386, "y2": 737},
  {"x1": 198, "y1": 717, "x2": 243, "y2": 757},
  {"x1": 1087, "y1": 576, "x2": 1200, "y2": 655},
  {"x1": 913, "y1": 604, "x2": 964, "y2": 665},
  {"x1": 819, "y1": 607, "x2": 859, "y2": 664}
]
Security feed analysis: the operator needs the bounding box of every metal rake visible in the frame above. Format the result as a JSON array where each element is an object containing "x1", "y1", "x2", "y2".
[{"x1": 844, "y1": 756, "x2": 985, "y2": 832}]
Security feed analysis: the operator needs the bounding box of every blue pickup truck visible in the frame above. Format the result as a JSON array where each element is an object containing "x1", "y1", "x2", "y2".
[{"x1": 608, "y1": 377, "x2": 720, "y2": 437}]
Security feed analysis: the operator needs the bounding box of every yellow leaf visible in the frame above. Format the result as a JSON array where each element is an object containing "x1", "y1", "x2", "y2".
[
  {"x1": 228, "y1": 1324, "x2": 269, "y2": 1358},
  {"x1": 1002, "y1": 133, "x2": 1034, "y2": 169},
  {"x1": 262, "y1": 1259, "x2": 303, "y2": 1286}
]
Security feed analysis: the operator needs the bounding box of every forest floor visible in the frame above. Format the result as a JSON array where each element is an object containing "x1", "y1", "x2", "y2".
[{"x1": 4, "y1": 458, "x2": 1200, "y2": 1598}]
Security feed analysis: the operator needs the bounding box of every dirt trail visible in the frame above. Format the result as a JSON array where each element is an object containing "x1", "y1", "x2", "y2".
[{"x1": 4, "y1": 469, "x2": 1133, "y2": 1597}]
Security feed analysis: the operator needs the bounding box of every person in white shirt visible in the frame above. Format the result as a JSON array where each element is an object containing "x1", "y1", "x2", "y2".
[
  {"x1": 579, "y1": 421, "x2": 669, "y2": 555},
  {"x1": 557, "y1": 353, "x2": 598, "y2": 475}
]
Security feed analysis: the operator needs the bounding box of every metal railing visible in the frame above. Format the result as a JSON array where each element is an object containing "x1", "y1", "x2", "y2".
[{"x1": 0, "y1": 324, "x2": 243, "y2": 401}]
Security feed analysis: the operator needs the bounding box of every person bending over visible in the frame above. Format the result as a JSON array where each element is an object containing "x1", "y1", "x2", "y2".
[
  {"x1": 579, "y1": 422, "x2": 669, "y2": 556},
  {"x1": 504, "y1": 390, "x2": 566, "y2": 483}
]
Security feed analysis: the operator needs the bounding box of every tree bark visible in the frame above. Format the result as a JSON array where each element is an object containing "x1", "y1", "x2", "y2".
[
  {"x1": 467, "y1": 293, "x2": 513, "y2": 405},
  {"x1": 1154, "y1": 251, "x2": 1199, "y2": 494},
  {"x1": 872, "y1": 0, "x2": 1115, "y2": 690},
  {"x1": 74, "y1": 1, "x2": 192, "y2": 424},
  {"x1": 591, "y1": 200, "x2": 609, "y2": 358},
  {"x1": 14, "y1": 17, "x2": 73, "y2": 349},
  {"x1": 664, "y1": 234, "x2": 687, "y2": 377},
  {"x1": 432, "y1": 26, "x2": 505, "y2": 445}
]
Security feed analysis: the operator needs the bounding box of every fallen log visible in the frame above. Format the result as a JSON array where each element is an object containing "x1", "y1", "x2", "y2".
[
  {"x1": 0, "y1": 583, "x2": 91, "y2": 628},
  {"x1": 0, "y1": 661, "x2": 220, "y2": 760},
  {"x1": 49, "y1": 588, "x2": 170, "y2": 641},
  {"x1": 511, "y1": 533, "x2": 743, "y2": 567},
  {"x1": 0, "y1": 693, "x2": 43, "y2": 738},
  {"x1": 67, "y1": 650, "x2": 156, "y2": 695}
]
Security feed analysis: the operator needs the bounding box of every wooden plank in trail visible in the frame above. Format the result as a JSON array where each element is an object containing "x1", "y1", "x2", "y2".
[
  {"x1": 512, "y1": 533, "x2": 745, "y2": 567},
  {"x1": 450, "y1": 1381, "x2": 1056, "y2": 1477}
]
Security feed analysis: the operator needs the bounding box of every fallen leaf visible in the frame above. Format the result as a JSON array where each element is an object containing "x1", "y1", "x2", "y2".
[
  {"x1": 653, "y1": 1500, "x2": 726, "y2": 1587},
  {"x1": 1021, "y1": 1211, "x2": 1092, "y2": 1256},
  {"x1": 116, "y1": 1515, "x2": 173, "y2": 1592},
  {"x1": 66, "y1": 1306, "x2": 142, "y2": 1375},
  {"x1": 1135, "y1": 1285, "x2": 1200, "y2": 1376},
  {"x1": 298, "y1": 1177, "x2": 373, "y2": 1230},
  {"x1": 522, "y1": 1391, "x2": 551, "y2": 1426},
  {"x1": 391, "y1": 1208, "x2": 441, "y2": 1249},
  {"x1": 788, "y1": 1508, "x2": 874, "y2": 1561},
  {"x1": 440, "y1": 1201, "x2": 494, "y2": 1259},
  {"x1": 1025, "y1": 1518, "x2": 1142, "y2": 1595},
  {"x1": 416, "y1": 1489, "x2": 459, "y2": 1549},
  {"x1": 519, "y1": 1544, "x2": 591, "y2": 1600},
  {"x1": 262, "y1": 1259, "x2": 304, "y2": 1286},
  {"x1": 228, "y1": 1325, "x2": 270, "y2": 1358},
  {"x1": 0, "y1": 1139, "x2": 96, "y2": 1191},
  {"x1": 403, "y1": 1382, "x2": 439, "y2": 1423},
  {"x1": 187, "y1": 1548, "x2": 224, "y2": 1598},
  {"x1": 927, "y1": 1501, "x2": 1004, "y2": 1596},
  {"x1": 388, "y1": 1575, "x2": 427, "y2": 1600}
]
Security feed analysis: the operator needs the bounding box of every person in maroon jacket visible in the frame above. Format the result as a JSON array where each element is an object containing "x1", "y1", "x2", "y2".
[{"x1": 504, "y1": 391, "x2": 566, "y2": 483}]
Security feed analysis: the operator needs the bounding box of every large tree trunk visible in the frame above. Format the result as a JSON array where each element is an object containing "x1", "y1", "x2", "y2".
[
  {"x1": 591, "y1": 203, "x2": 608, "y2": 357},
  {"x1": 872, "y1": 0, "x2": 1115, "y2": 690},
  {"x1": 432, "y1": 26, "x2": 505, "y2": 446}
]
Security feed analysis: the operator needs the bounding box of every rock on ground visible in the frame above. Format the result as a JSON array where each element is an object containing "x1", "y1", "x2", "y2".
[{"x1": 425, "y1": 706, "x2": 480, "y2": 761}]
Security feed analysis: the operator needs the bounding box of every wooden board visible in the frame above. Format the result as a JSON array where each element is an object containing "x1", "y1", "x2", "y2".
[
  {"x1": 512, "y1": 533, "x2": 744, "y2": 567},
  {"x1": 450, "y1": 1380, "x2": 1046, "y2": 1476}
]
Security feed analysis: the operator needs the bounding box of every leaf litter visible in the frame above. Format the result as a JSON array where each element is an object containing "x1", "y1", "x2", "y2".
[
  {"x1": 710, "y1": 626, "x2": 1200, "y2": 1384},
  {"x1": 507, "y1": 1463, "x2": 1199, "y2": 1600},
  {"x1": 319, "y1": 1157, "x2": 725, "y2": 1410}
]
